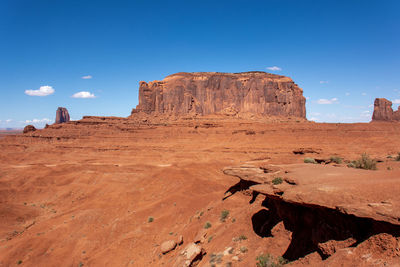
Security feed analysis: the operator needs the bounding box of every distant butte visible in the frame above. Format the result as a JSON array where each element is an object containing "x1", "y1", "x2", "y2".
[
  {"x1": 372, "y1": 98, "x2": 400, "y2": 122},
  {"x1": 132, "y1": 71, "x2": 306, "y2": 118},
  {"x1": 55, "y1": 107, "x2": 70, "y2": 124}
]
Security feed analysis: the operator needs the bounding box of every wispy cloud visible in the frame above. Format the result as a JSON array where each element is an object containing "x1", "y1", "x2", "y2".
[
  {"x1": 25, "y1": 85, "x2": 55, "y2": 96},
  {"x1": 360, "y1": 110, "x2": 371, "y2": 117},
  {"x1": 368, "y1": 104, "x2": 374, "y2": 108},
  {"x1": 361, "y1": 92, "x2": 367, "y2": 96},
  {"x1": 266, "y1": 66, "x2": 282, "y2": 71},
  {"x1": 82, "y1": 75, "x2": 93, "y2": 79},
  {"x1": 72, "y1": 91, "x2": 96, "y2": 98},
  {"x1": 392, "y1": 99, "x2": 400, "y2": 104},
  {"x1": 317, "y1": 98, "x2": 338, "y2": 104},
  {"x1": 319, "y1": 81, "x2": 329, "y2": 84},
  {"x1": 345, "y1": 92, "x2": 350, "y2": 96},
  {"x1": 25, "y1": 118, "x2": 51, "y2": 124},
  {"x1": 6, "y1": 119, "x2": 12, "y2": 123}
]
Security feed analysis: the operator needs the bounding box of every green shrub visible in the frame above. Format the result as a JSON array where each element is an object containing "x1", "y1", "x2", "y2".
[
  {"x1": 256, "y1": 253, "x2": 288, "y2": 267},
  {"x1": 204, "y1": 221, "x2": 212, "y2": 229},
  {"x1": 272, "y1": 177, "x2": 283, "y2": 185},
  {"x1": 330, "y1": 156, "x2": 342, "y2": 164},
  {"x1": 396, "y1": 152, "x2": 400, "y2": 161},
  {"x1": 240, "y1": 246, "x2": 248, "y2": 253},
  {"x1": 304, "y1": 157, "x2": 316, "y2": 164},
  {"x1": 234, "y1": 234, "x2": 247, "y2": 241},
  {"x1": 147, "y1": 217, "x2": 154, "y2": 223},
  {"x1": 220, "y1": 210, "x2": 229, "y2": 222},
  {"x1": 350, "y1": 153, "x2": 377, "y2": 170}
]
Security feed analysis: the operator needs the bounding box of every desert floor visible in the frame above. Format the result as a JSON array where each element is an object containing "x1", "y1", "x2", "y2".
[{"x1": 1, "y1": 116, "x2": 399, "y2": 266}]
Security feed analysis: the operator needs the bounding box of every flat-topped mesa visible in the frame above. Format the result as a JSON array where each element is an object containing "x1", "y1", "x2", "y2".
[
  {"x1": 132, "y1": 71, "x2": 306, "y2": 118},
  {"x1": 372, "y1": 98, "x2": 400, "y2": 121}
]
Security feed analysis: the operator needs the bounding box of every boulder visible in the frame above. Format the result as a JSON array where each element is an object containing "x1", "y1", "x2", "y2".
[
  {"x1": 23, "y1": 125, "x2": 36, "y2": 133},
  {"x1": 55, "y1": 107, "x2": 70, "y2": 124},
  {"x1": 132, "y1": 72, "x2": 306, "y2": 118},
  {"x1": 160, "y1": 240, "x2": 177, "y2": 254}
]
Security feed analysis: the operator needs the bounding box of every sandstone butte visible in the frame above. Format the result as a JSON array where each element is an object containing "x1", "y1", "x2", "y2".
[
  {"x1": 372, "y1": 98, "x2": 400, "y2": 121},
  {"x1": 132, "y1": 71, "x2": 306, "y2": 118},
  {"x1": 1, "y1": 72, "x2": 400, "y2": 266},
  {"x1": 55, "y1": 107, "x2": 70, "y2": 124}
]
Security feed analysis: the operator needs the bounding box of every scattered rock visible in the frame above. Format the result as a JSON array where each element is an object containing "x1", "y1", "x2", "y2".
[
  {"x1": 55, "y1": 107, "x2": 70, "y2": 124},
  {"x1": 223, "y1": 247, "x2": 233, "y2": 256},
  {"x1": 23, "y1": 125, "x2": 36, "y2": 133},
  {"x1": 180, "y1": 243, "x2": 205, "y2": 266},
  {"x1": 177, "y1": 235, "x2": 183, "y2": 245},
  {"x1": 193, "y1": 229, "x2": 207, "y2": 244},
  {"x1": 160, "y1": 240, "x2": 177, "y2": 254},
  {"x1": 293, "y1": 148, "x2": 321, "y2": 154},
  {"x1": 317, "y1": 238, "x2": 356, "y2": 257},
  {"x1": 231, "y1": 256, "x2": 239, "y2": 261}
]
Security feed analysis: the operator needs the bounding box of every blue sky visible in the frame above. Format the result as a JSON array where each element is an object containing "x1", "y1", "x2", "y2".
[{"x1": 0, "y1": 0, "x2": 399, "y2": 128}]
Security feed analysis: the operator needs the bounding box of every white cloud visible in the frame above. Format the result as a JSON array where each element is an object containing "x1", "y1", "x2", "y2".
[
  {"x1": 345, "y1": 92, "x2": 350, "y2": 96},
  {"x1": 72, "y1": 91, "x2": 96, "y2": 98},
  {"x1": 360, "y1": 111, "x2": 371, "y2": 118},
  {"x1": 311, "y1": 112, "x2": 321, "y2": 116},
  {"x1": 319, "y1": 81, "x2": 329, "y2": 84},
  {"x1": 25, "y1": 118, "x2": 51, "y2": 124},
  {"x1": 82, "y1": 75, "x2": 93, "y2": 79},
  {"x1": 266, "y1": 66, "x2": 282, "y2": 71},
  {"x1": 306, "y1": 96, "x2": 310, "y2": 100},
  {"x1": 25, "y1": 85, "x2": 55, "y2": 96},
  {"x1": 6, "y1": 119, "x2": 12, "y2": 123},
  {"x1": 392, "y1": 99, "x2": 400, "y2": 104},
  {"x1": 317, "y1": 98, "x2": 338, "y2": 104},
  {"x1": 361, "y1": 92, "x2": 367, "y2": 96},
  {"x1": 309, "y1": 117, "x2": 319, "y2": 121},
  {"x1": 368, "y1": 104, "x2": 374, "y2": 108}
]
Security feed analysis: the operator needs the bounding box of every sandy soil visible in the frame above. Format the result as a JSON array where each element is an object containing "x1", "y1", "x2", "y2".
[{"x1": 0, "y1": 116, "x2": 399, "y2": 266}]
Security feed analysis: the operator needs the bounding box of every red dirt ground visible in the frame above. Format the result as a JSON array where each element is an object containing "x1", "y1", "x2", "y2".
[{"x1": 0, "y1": 115, "x2": 399, "y2": 266}]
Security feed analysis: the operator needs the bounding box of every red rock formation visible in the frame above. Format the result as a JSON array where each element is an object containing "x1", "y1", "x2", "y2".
[
  {"x1": 372, "y1": 98, "x2": 400, "y2": 121},
  {"x1": 133, "y1": 72, "x2": 306, "y2": 118},
  {"x1": 23, "y1": 125, "x2": 36, "y2": 133},
  {"x1": 55, "y1": 107, "x2": 70, "y2": 124}
]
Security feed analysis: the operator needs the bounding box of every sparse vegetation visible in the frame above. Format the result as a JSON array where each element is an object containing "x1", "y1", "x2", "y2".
[
  {"x1": 240, "y1": 246, "x2": 248, "y2": 253},
  {"x1": 234, "y1": 234, "x2": 247, "y2": 241},
  {"x1": 209, "y1": 253, "x2": 223, "y2": 265},
  {"x1": 208, "y1": 235, "x2": 214, "y2": 243},
  {"x1": 220, "y1": 209, "x2": 229, "y2": 222},
  {"x1": 17, "y1": 260, "x2": 22, "y2": 265},
  {"x1": 330, "y1": 156, "x2": 342, "y2": 164},
  {"x1": 304, "y1": 157, "x2": 316, "y2": 164},
  {"x1": 396, "y1": 152, "x2": 400, "y2": 161},
  {"x1": 231, "y1": 218, "x2": 236, "y2": 223},
  {"x1": 147, "y1": 216, "x2": 154, "y2": 223},
  {"x1": 256, "y1": 253, "x2": 288, "y2": 267},
  {"x1": 272, "y1": 177, "x2": 283, "y2": 185},
  {"x1": 348, "y1": 153, "x2": 377, "y2": 170},
  {"x1": 204, "y1": 221, "x2": 212, "y2": 229}
]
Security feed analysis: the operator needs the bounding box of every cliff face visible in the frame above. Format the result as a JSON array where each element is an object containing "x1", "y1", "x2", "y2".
[
  {"x1": 372, "y1": 98, "x2": 400, "y2": 121},
  {"x1": 133, "y1": 72, "x2": 306, "y2": 118},
  {"x1": 55, "y1": 107, "x2": 70, "y2": 124}
]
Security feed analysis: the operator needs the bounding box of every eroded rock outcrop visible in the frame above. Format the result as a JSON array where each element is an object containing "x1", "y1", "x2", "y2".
[
  {"x1": 133, "y1": 72, "x2": 306, "y2": 118},
  {"x1": 55, "y1": 107, "x2": 70, "y2": 124},
  {"x1": 372, "y1": 98, "x2": 400, "y2": 121},
  {"x1": 23, "y1": 125, "x2": 36, "y2": 133}
]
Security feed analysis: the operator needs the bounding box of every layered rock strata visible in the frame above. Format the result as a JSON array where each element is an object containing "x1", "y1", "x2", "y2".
[
  {"x1": 372, "y1": 98, "x2": 400, "y2": 121},
  {"x1": 133, "y1": 72, "x2": 306, "y2": 118},
  {"x1": 55, "y1": 107, "x2": 70, "y2": 124}
]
